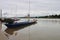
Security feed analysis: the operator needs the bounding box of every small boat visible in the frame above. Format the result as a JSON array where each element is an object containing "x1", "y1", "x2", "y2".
[{"x1": 5, "y1": 19, "x2": 37, "y2": 28}]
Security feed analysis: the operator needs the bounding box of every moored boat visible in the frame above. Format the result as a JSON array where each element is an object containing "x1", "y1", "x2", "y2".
[{"x1": 5, "y1": 19, "x2": 37, "y2": 28}]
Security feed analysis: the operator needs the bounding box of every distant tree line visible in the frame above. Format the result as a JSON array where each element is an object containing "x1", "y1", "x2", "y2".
[
  {"x1": 0, "y1": 14, "x2": 60, "y2": 19},
  {"x1": 18, "y1": 14, "x2": 60, "y2": 18},
  {"x1": 35, "y1": 14, "x2": 60, "y2": 18}
]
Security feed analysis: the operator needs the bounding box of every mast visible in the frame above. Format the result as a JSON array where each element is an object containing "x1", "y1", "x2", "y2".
[
  {"x1": 0, "y1": 9, "x2": 2, "y2": 30},
  {"x1": 29, "y1": 0, "x2": 30, "y2": 14},
  {"x1": 28, "y1": 0, "x2": 30, "y2": 21},
  {"x1": 14, "y1": 4, "x2": 17, "y2": 18},
  {"x1": 16, "y1": 4, "x2": 17, "y2": 17},
  {"x1": 0, "y1": 9, "x2": 2, "y2": 18},
  {"x1": 28, "y1": 0, "x2": 30, "y2": 17}
]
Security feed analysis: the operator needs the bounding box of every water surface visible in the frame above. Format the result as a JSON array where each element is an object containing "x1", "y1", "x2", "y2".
[{"x1": 2, "y1": 19, "x2": 60, "y2": 40}]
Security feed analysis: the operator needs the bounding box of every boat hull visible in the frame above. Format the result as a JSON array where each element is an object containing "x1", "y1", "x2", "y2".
[{"x1": 5, "y1": 21, "x2": 37, "y2": 28}]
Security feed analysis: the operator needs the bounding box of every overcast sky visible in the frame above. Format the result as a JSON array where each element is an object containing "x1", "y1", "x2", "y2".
[{"x1": 0, "y1": 0, "x2": 60, "y2": 17}]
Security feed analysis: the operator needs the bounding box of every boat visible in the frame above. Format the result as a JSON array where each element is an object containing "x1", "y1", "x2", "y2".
[
  {"x1": 4, "y1": 0, "x2": 37, "y2": 28},
  {"x1": 5, "y1": 19, "x2": 37, "y2": 28}
]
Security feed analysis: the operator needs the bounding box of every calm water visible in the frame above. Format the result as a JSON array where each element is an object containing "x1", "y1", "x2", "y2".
[{"x1": 2, "y1": 18, "x2": 60, "y2": 40}]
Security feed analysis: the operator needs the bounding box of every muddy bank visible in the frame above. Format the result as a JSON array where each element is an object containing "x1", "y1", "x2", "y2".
[{"x1": 0, "y1": 23, "x2": 8, "y2": 40}]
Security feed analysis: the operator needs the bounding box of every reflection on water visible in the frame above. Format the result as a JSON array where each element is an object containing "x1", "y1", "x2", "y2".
[
  {"x1": 39, "y1": 19, "x2": 60, "y2": 24},
  {"x1": 5, "y1": 22, "x2": 37, "y2": 35}
]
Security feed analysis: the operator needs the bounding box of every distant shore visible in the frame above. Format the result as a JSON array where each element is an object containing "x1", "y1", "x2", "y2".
[
  {"x1": 18, "y1": 14, "x2": 60, "y2": 18},
  {"x1": 0, "y1": 14, "x2": 60, "y2": 21}
]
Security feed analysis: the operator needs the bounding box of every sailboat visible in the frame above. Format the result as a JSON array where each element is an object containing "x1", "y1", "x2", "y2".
[
  {"x1": 5, "y1": 0, "x2": 37, "y2": 28},
  {"x1": 5, "y1": 13, "x2": 37, "y2": 28}
]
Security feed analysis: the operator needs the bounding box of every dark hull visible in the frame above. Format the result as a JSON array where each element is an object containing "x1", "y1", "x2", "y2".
[{"x1": 5, "y1": 21, "x2": 37, "y2": 28}]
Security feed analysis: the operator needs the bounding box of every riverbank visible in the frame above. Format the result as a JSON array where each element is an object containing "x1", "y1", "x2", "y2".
[{"x1": 0, "y1": 23, "x2": 8, "y2": 40}]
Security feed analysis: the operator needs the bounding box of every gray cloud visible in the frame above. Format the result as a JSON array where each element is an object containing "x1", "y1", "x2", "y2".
[{"x1": 0, "y1": 0, "x2": 60, "y2": 17}]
